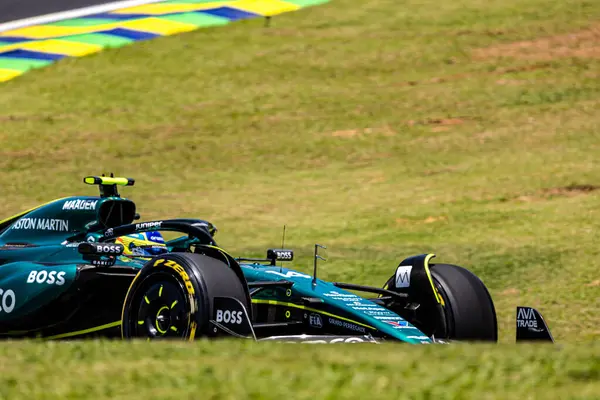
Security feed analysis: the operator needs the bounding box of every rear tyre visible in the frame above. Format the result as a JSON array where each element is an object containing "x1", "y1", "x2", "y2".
[{"x1": 121, "y1": 253, "x2": 249, "y2": 340}]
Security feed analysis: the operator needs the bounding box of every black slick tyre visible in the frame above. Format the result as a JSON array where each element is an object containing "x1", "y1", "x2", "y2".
[
  {"x1": 430, "y1": 264, "x2": 498, "y2": 341},
  {"x1": 121, "y1": 253, "x2": 249, "y2": 340}
]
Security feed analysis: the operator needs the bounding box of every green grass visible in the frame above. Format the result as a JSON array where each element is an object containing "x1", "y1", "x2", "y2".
[
  {"x1": 1, "y1": 0, "x2": 600, "y2": 397},
  {"x1": 0, "y1": 340, "x2": 598, "y2": 399}
]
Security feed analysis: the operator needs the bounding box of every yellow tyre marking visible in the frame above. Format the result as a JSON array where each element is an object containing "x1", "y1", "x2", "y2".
[
  {"x1": 154, "y1": 258, "x2": 195, "y2": 295},
  {"x1": 189, "y1": 321, "x2": 197, "y2": 341},
  {"x1": 155, "y1": 306, "x2": 170, "y2": 334},
  {"x1": 423, "y1": 254, "x2": 442, "y2": 304}
]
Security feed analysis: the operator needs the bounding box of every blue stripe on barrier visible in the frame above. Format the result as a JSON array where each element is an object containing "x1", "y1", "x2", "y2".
[
  {"x1": 86, "y1": 12, "x2": 151, "y2": 20},
  {"x1": 0, "y1": 36, "x2": 33, "y2": 44},
  {"x1": 99, "y1": 28, "x2": 160, "y2": 40},
  {"x1": 0, "y1": 49, "x2": 66, "y2": 61},
  {"x1": 198, "y1": 7, "x2": 259, "y2": 21}
]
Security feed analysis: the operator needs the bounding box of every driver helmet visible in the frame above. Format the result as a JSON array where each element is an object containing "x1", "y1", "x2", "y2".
[{"x1": 116, "y1": 231, "x2": 168, "y2": 257}]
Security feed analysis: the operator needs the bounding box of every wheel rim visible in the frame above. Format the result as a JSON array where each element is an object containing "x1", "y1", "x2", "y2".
[{"x1": 131, "y1": 275, "x2": 190, "y2": 339}]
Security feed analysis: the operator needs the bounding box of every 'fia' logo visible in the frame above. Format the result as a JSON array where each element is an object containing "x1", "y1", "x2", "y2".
[{"x1": 309, "y1": 313, "x2": 323, "y2": 328}]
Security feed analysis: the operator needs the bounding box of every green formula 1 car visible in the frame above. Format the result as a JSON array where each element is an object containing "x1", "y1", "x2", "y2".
[{"x1": 0, "y1": 176, "x2": 554, "y2": 343}]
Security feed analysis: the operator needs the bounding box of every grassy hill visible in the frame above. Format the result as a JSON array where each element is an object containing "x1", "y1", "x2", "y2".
[{"x1": 1, "y1": 0, "x2": 599, "y2": 397}]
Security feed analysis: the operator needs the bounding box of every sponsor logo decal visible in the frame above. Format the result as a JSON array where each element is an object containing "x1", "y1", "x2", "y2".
[
  {"x1": 273, "y1": 250, "x2": 293, "y2": 260},
  {"x1": 326, "y1": 337, "x2": 366, "y2": 343},
  {"x1": 309, "y1": 313, "x2": 323, "y2": 328},
  {"x1": 282, "y1": 336, "x2": 368, "y2": 344},
  {"x1": 26, "y1": 271, "x2": 66, "y2": 285},
  {"x1": 323, "y1": 291, "x2": 358, "y2": 298},
  {"x1": 395, "y1": 265, "x2": 412, "y2": 288},
  {"x1": 383, "y1": 320, "x2": 409, "y2": 328},
  {"x1": 154, "y1": 259, "x2": 195, "y2": 298},
  {"x1": 0, "y1": 289, "x2": 15, "y2": 313},
  {"x1": 148, "y1": 233, "x2": 164, "y2": 243},
  {"x1": 216, "y1": 309, "x2": 243, "y2": 324},
  {"x1": 303, "y1": 337, "x2": 368, "y2": 344},
  {"x1": 94, "y1": 244, "x2": 122, "y2": 254},
  {"x1": 265, "y1": 270, "x2": 311, "y2": 279},
  {"x1": 62, "y1": 199, "x2": 98, "y2": 211},
  {"x1": 328, "y1": 317, "x2": 367, "y2": 333},
  {"x1": 11, "y1": 218, "x2": 69, "y2": 232},
  {"x1": 517, "y1": 307, "x2": 538, "y2": 329},
  {"x1": 406, "y1": 335, "x2": 430, "y2": 340},
  {"x1": 136, "y1": 221, "x2": 163, "y2": 230},
  {"x1": 104, "y1": 228, "x2": 114, "y2": 237},
  {"x1": 91, "y1": 259, "x2": 116, "y2": 266}
]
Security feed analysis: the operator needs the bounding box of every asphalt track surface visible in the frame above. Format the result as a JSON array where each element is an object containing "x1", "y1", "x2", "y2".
[{"x1": 0, "y1": 0, "x2": 111, "y2": 23}]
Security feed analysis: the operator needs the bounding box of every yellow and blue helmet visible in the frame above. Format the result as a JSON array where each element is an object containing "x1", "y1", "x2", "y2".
[{"x1": 116, "y1": 231, "x2": 168, "y2": 257}]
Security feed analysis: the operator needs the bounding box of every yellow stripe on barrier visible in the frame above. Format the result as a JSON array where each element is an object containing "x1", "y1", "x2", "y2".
[
  {"x1": 0, "y1": 23, "x2": 121, "y2": 39},
  {"x1": 121, "y1": 18, "x2": 199, "y2": 35},
  {"x1": 0, "y1": 68, "x2": 22, "y2": 82},
  {"x1": 20, "y1": 39, "x2": 102, "y2": 57},
  {"x1": 0, "y1": 43, "x2": 24, "y2": 53},
  {"x1": 233, "y1": 0, "x2": 300, "y2": 16},
  {"x1": 113, "y1": 2, "x2": 231, "y2": 15}
]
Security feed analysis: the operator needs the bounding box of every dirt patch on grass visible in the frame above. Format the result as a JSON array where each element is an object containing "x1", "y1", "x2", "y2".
[
  {"x1": 395, "y1": 216, "x2": 448, "y2": 225},
  {"x1": 330, "y1": 125, "x2": 396, "y2": 138},
  {"x1": 500, "y1": 288, "x2": 520, "y2": 296},
  {"x1": 516, "y1": 184, "x2": 600, "y2": 202},
  {"x1": 543, "y1": 184, "x2": 599, "y2": 195},
  {"x1": 406, "y1": 117, "x2": 476, "y2": 133},
  {"x1": 408, "y1": 118, "x2": 466, "y2": 126},
  {"x1": 398, "y1": 63, "x2": 553, "y2": 87},
  {"x1": 474, "y1": 25, "x2": 600, "y2": 60}
]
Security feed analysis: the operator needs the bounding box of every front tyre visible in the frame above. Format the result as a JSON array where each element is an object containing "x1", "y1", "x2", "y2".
[
  {"x1": 384, "y1": 263, "x2": 498, "y2": 341},
  {"x1": 121, "y1": 253, "x2": 248, "y2": 340},
  {"x1": 430, "y1": 264, "x2": 498, "y2": 341}
]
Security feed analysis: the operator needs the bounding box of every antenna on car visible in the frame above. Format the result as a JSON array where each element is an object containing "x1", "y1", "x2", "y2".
[
  {"x1": 280, "y1": 225, "x2": 286, "y2": 273},
  {"x1": 313, "y1": 244, "x2": 327, "y2": 286}
]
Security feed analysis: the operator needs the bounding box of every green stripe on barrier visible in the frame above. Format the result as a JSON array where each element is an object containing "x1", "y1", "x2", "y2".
[
  {"x1": 0, "y1": 0, "x2": 330, "y2": 83},
  {"x1": 46, "y1": 18, "x2": 120, "y2": 27},
  {"x1": 63, "y1": 33, "x2": 134, "y2": 47},
  {"x1": 0, "y1": 57, "x2": 52, "y2": 72},
  {"x1": 160, "y1": 12, "x2": 231, "y2": 26}
]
